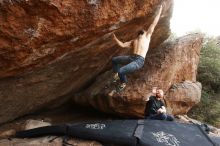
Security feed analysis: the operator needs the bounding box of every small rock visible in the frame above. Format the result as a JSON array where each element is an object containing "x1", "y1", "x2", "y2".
[
  {"x1": 24, "y1": 119, "x2": 51, "y2": 130},
  {"x1": 0, "y1": 129, "x2": 16, "y2": 139}
]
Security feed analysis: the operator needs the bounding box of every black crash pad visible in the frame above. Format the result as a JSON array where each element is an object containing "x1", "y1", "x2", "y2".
[{"x1": 16, "y1": 119, "x2": 217, "y2": 146}]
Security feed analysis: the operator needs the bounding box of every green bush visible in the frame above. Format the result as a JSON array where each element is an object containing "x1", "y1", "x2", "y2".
[
  {"x1": 189, "y1": 91, "x2": 220, "y2": 126},
  {"x1": 198, "y1": 37, "x2": 220, "y2": 92},
  {"x1": 189, "y1": 36, "x2": 220, "y2": 127}
]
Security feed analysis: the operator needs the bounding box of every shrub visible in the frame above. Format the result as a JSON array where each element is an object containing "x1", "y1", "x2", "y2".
[
  {"x1": 189, "y1": 36, "x2": 220, "y2": 127},
  {"x1": 198, "y1": 37, "x2": 220, "y2": 92}
]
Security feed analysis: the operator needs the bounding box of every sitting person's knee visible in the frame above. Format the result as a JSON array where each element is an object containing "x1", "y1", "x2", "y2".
[
  {"x1": 160, "y1": 113, "x2": 167, "y2": 120},
  {"x1": 167, "y1": 115, "x2": 174, "y2": 121}
]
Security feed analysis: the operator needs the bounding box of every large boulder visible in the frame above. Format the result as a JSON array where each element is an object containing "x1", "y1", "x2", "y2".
[
  {"x1": 165, "y1": 81, "x2": 202, "y2": 115},
  {"x1": 0, "y1": 0, "x2": 172, "y2": 78},
  {"x1": 0, "y1": 0, "x2": 173, "y2": 124},
  {"x1": 73, "y1": 33, "x2": 204, "y2": 117}
]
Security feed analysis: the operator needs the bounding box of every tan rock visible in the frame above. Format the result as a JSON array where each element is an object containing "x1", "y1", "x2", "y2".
[
  {"x1": 24, "y1": 119, "x2": 51, "y2": 130},
  {"x1": 0, "y1": 0, "x2": 173, "y2": 124},
  {"x1": 0, "y1": 0, "x2": 172, "y2": 78},
  {"x1": 0, "y1": 137, "x2": 102, "y2": 146},
  {"x1": 165, "y1": 81, "x2": 202, "y2": 115},
  {"x1": 73, "y1": 33, "x2": 204, "y2": 117},
  {"x1": 0, "y1": 129, "x2": 16, "y2": 139}
]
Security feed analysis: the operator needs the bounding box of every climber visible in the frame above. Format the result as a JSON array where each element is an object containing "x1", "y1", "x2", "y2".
[
  {"x1": 111, "y1": 5, "x2": 163, "y2": 92},
  {"x1": 144, "y1": 87, "x2": 174, "y2": 121}
]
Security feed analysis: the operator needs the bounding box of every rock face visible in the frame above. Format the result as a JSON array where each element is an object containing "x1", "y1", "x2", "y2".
[
  {"x1": 165, "y1": 81, "x2": 202, "y2": 115},
  {"x1": 0, "y1": 0, "x2": 173, "y2": 124},
  {"x1": 73, "y1": 34, "x2": 204, "y2": 117},
  {"x1": 0, "y1": 0, "x2": 172, "y2": 78}
]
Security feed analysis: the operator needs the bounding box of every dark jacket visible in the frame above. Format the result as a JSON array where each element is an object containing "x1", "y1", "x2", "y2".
[{"x1": 144, "y1": 96, "x2": 164, "y2": 116}]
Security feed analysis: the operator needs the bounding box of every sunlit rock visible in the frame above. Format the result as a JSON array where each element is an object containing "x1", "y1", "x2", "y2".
[
  {"x1": 73, "y1": 33, "x2": 204, "y2": 117},
  {"x1": 0, "y1": 0, "x2": 173, "y2": 124}
]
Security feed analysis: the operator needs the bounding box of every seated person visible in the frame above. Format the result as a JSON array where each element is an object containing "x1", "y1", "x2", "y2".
[{"x1": 145, "y1": 88, "x2": 174, "y2": 121}]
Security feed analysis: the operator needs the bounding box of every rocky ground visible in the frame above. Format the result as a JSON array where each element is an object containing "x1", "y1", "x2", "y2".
[{"x1": 0, "y1": 105, "x2": 219, "y2": 146}]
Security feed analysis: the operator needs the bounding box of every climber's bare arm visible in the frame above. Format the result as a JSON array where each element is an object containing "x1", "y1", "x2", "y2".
[
  {"x1": 146, "y1": 5, "x2": 163, "y2": 36},
  {"x1": 112, "y1": 33, "x2": 132, "y2": 48}
]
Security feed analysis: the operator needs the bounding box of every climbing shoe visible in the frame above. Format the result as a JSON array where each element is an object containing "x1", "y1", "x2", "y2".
[
  {"x1": 116, "y1": 83, "x2": 126, "y2": 92},
  {"x1": 112, "y1": 73, "x2": 120, "y2": 83}
]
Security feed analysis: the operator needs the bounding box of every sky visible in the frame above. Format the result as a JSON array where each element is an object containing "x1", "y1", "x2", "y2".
[{"x1": 170, "y1": 0, "x2": 220, "y2": 37}]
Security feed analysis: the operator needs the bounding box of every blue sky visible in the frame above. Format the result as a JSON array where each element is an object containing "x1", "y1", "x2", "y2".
[{"x1": 171, "y1": 0, "x2": 220, "y2": 36}]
